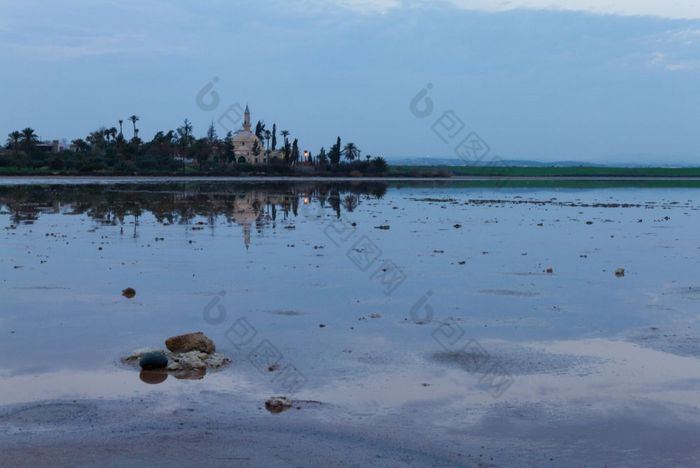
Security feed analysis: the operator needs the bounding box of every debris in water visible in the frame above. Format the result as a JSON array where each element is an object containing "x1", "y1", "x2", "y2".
[
  {"x1": 122, "y1": 287, "x2": 136, "y2": 299},
  {"x1": 265, "y1": 396, "x2": 293, "y2": 414}
]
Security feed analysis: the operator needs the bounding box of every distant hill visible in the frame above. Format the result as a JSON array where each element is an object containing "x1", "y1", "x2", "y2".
[{"x1": 388, "y1": 157, "x2": 695, "y2": 168}]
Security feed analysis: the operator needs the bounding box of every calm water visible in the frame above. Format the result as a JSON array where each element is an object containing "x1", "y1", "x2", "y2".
[{"x1": 2, "y1": 178, "x2": 700, "y2": 465}]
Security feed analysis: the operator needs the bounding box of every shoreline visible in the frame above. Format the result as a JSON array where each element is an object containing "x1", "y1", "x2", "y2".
[{"x1": 2, "y1": 174, "x2": 700, "y2": 183}]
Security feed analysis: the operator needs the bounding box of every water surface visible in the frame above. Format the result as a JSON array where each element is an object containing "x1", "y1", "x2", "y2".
[{"x1": 2, "y1": 178, "x2": 700, "y2": 466}]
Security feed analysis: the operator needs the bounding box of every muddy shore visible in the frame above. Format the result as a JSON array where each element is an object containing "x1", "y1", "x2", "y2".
[{"x1": 3, "y1": 392, "x2": 700, "y2": 467}]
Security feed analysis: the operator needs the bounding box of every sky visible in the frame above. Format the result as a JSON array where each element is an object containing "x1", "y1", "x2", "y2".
[{"x1": 1, "y1": 0, "x2": 699, "y2": 164}]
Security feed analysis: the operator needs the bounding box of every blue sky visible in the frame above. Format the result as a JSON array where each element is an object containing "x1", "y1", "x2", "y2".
[{"x1": 1, "y1": 0, "x2": 699, "y2": 163}]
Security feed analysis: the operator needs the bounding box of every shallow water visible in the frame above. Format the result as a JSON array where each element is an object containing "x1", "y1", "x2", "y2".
[{"x1": 1, "y1": 178, "x2": 700, "y2": 465}]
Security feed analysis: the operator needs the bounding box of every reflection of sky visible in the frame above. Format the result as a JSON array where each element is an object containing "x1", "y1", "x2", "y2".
[{"x1": 2, "y1": 181, "x2": 700, "y2": 416}]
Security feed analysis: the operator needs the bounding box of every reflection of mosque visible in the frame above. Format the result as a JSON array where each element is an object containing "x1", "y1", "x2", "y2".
[
  {"x1": 229, "y1": 190, "x2": 320, "y2": 249},
  {"x1": 0, "y1": 183, "x2": 390, "y2": 248},
  {"x1": 231, "y1": 191, "x2": 267, "y2": 249},
  {"x1": 229, "y1": 189, "x2": 364, "y2": 249}
]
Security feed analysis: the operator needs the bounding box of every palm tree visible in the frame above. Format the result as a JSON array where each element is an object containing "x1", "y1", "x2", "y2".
[
  {"x1": 281, "y1": 130, "x2": 290, "y2": 146},
  {"x1": 128, "y1": 115, "x2": 140, "y2": 139},
  {"x1": 87, "y1": 128, "x2": 109, "y2": 153},
  {"x1": 177, "y1": 119, "x2": 194, "y2": 152},
  {"x1": 6, "y1": 131, "x2": 22, "y2": 154},
  {"x1": 343, "y1": 142, "x2": 359, "y2": 162},
  {"x1": 118, "y1": 119, "x2": 124, "y2": 137},
  {"x1": 71, "y1": 138, "x2": 89, "y2": 153},
  {"x1": 20, "y1": 128, "x2": 39, "y2": 153},
  {"x1": 255, "y1": 121, "x2": 266, "y2": 142}
]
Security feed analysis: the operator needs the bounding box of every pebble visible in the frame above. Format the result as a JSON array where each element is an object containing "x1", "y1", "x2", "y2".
[
  {"x1": 265, "y1": 396, "x2": 293, "y2": 414},
  {"x1": 139, "y1": 352, "x2": 168, "y2": 370}
]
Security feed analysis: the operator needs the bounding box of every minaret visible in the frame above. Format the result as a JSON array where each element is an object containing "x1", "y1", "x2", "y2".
[{"x1": 243, "y1": 104, "x2": 251, "y2": 131}]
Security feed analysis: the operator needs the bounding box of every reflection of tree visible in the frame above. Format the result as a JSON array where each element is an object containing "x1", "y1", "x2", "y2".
[
  {"x1": 0, "y1": 182, "x2": 390, "y2": 247},
  {"x1": 343, "y1": 195, "x2": 358, "y2": 212},
  {"x1": 328, "y1": 189, "x2": 341, "y2": 218}
]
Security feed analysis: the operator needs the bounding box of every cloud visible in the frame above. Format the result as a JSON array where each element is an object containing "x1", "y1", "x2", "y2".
[
  {"x1": 319, "y1": 0, "x2": 700, "y2": 19},
  {"x1": 645, "y1": 27, "x2": 700, "y2": 72},
  {"x1": 0, "y1": 0, "x2": 194, "y2": 60},
  {"x1": 664, "y1": 27, "x2": 700, "y2": 45},
  {"x1": 649, "y1": 52, "x2": 699, "y2": 72},
  {"x1": 445, "y1": 0, "x2": 700, "y2": 19},
  {"x1": 292, "y1": 0, "x2": 401, "y2": 15},
  {"x1": 6, "y1": 33, "x2": 189, "y2": 60},
  {"x1": 329, "y1": 0, "x2": 401, "y2": 14}
]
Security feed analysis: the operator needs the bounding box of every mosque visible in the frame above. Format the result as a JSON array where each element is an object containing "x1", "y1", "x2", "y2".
[{"x1": 231, "y1": 105, "x2": 266, "y2": 164}]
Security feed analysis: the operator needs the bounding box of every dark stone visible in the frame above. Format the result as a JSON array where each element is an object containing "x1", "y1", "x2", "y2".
[
  {"x1": 139, "y1": 352, "x2": 168, "y2": 370},
  {"x1": 265, "y1": 397, "x2": 292, "y2": 414}
]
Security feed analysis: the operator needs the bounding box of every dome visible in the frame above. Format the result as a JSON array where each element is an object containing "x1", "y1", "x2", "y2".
[{"x1": 232, "y1": 129, "x2": 258, "y2": 144}]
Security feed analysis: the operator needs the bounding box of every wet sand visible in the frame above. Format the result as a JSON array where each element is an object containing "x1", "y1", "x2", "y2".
[{"x1": 3, "y1": 393, "x2": 700, "y2": 467}]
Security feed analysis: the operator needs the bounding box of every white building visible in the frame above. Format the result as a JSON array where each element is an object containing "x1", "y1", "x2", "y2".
[{"x1": 231, "y1": 105, "x2": 265, "y2": 164}]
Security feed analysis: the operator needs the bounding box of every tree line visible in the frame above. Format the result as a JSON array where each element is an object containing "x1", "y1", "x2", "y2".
[{"x1": 2, "y1": 118, "x2": 388, "y2": 175}]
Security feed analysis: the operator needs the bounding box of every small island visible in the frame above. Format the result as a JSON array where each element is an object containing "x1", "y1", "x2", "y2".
[{"x1": 1, "y1": 105, "x2": 393, "y2": 177}]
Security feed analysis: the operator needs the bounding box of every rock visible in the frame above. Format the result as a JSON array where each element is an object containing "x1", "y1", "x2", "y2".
[
  {"x1": 202, "y1": 353, "x2": 230, "y2": 368},
  {"x1": 615, "y1": 268, "x2": 625, "y2": 277},
  {"x1": 122, "y1": 287, "x2": 136, "y2": 299},
  {"x1": 123, "y1": 346, "x2": 230, "y2": 377},
  {"x1": 265, "y1": 396, "x2": 293, "y2": 414},
  {"x1": 166, "y1": 351, "x2": 208, "y2": 370},
  {"x1": 139, "y1": 352, "x2": 168, "y2": 370},
  {"x1": 165, "y1": 332, "x2": 215, "y2": 354},
  {"x1": 165, "y1": 350, "x2": 230, "y2": 371}
]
